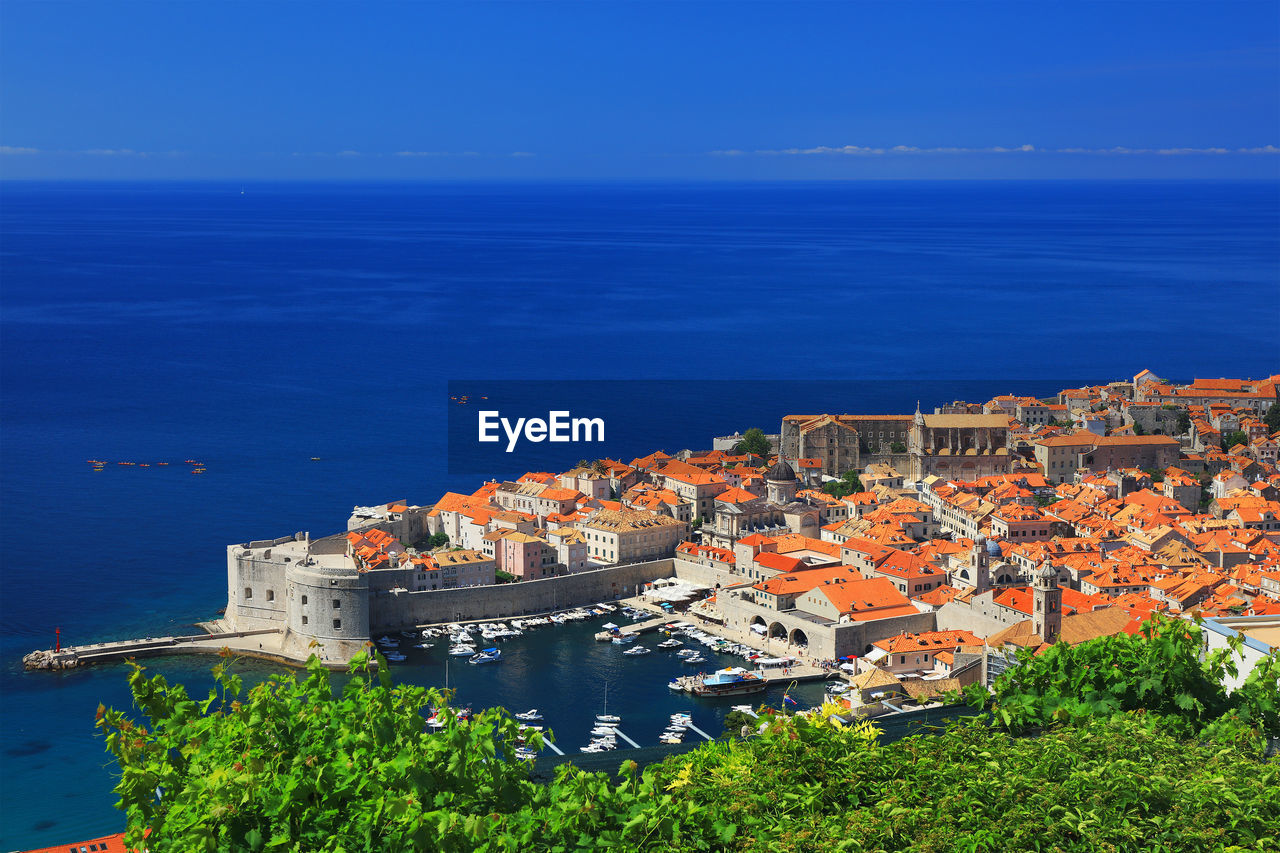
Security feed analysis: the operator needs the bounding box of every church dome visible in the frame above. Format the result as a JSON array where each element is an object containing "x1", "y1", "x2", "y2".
[
  {"x1": 765, "y1": 460, "x2": 797, "y2": 482},
  {"x1": 987, "y1": 538, "x2": 1002, "y2": 557}
]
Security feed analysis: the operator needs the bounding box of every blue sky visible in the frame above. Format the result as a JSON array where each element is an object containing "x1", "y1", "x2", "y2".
[{"x1": 1, "y1": 1, "x2": 1277, "y2": 180}]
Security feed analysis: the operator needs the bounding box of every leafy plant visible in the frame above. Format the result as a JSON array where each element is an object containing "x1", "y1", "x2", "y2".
[{"x1": 968, "y1": 614, "x2": 1280, "y2": 752}]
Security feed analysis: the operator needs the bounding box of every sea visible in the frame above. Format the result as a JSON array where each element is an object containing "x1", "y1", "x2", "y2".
[{"x1": 0, "y1": 179, "x2": 1277, "y2": 849}]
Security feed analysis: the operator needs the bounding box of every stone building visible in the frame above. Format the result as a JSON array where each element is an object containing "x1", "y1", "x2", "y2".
[
  {"x1": 908, "y1": 407, "x2": 1012, "y2": 481},
  {"x1": 577, "y1": 509, "x2": 689, "y2": 565},
  {"x1": 779, "y1": 414, "x2": 914, "y2": 476}
]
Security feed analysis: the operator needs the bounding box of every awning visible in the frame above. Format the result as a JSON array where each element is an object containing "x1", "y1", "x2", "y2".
[
  {"x1": 750, "y1": 624, "x2": 767, "y2": 635},
  {"x1": 863, "y1": 648, "x2": 888, "y2": 662},
  {"x1": 840, "y1": 662, "x2": 857, "y2": 672}
]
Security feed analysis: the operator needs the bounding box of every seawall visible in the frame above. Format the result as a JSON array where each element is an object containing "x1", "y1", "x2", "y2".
[{"x1": 370, "y1": 559, "x2": 677, "y2": 628}]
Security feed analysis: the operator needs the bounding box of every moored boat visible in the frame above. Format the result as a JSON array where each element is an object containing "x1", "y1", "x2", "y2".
[{"x1": 689, "y1": 667, "x2": 767, "y2": 698}]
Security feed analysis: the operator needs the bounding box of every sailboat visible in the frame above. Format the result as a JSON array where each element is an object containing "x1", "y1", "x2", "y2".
[{"x1": 595, "y1": 681, "x2": 621, "y2": 724}]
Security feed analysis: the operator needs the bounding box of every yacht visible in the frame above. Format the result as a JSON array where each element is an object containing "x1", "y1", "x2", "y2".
[
  {"x1": 657, "y1": 639, "x2": 683, "y2": 649},
  {"x1": 448, "y1": 644, "x2": 476, "y2": 656},
  {"x1": 514, "y1": 709, "x2": 543, "y2": 721},
  {"x1": 622, "y1": 646, "x2": 651, "y2": 656},
  {"x1": 467, "y1": 647, "x2": 502, "y2": 664}
]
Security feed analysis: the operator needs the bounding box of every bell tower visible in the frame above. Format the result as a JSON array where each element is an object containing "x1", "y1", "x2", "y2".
[
  {"x1": 1032, "y1": 560, "x2": 1062, "y2": 644},
  {"x1": 970, "y1": 535, "x2": 992, "y2": 592}
]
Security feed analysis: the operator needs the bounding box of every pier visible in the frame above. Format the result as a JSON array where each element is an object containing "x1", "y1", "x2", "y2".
[
  {"x1": 611, "y1": 729, "x2": 642, "y2": 749},
  {"x1": 23, "y1": 628, "x2": 284, "y2": 671},
  {"x1": 683, "y1": 722, "x2": 714, "y2": 742}
]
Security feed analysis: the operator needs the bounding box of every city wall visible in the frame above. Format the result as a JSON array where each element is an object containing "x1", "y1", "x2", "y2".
[{"x1": 369, "y1": 559, "x2": 677, "y2": 628}]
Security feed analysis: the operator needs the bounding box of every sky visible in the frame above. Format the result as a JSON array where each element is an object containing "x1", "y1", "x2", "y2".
[{"x1": 1, "y1": 1, "x2": 1278, "y2": 180}]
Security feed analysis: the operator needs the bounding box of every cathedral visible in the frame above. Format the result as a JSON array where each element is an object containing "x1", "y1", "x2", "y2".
[
  {"x1": 705, "y1": 460, "x2": 829, "y2": 548},
  {"x1": 909, "y1": 403, "x2": 1012, "y2": 481}
]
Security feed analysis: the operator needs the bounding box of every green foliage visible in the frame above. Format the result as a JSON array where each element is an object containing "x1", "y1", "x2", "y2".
[
  {"x1": 821, "y1": 470, "x2": 864, "y2": 499},
  {"x1": 888, "y1": 441, "x2": 907, "y2": 454},
  {"x1": 691, "y1": 517, "x2": 703, "y2": 531},
  {"x1": 1177, "y1": 409, "x2": 1193, "y2": 434},
  {"x1": 1222, "y1": 430, "x2": 1249, "y2": 452},
  {"x1": 733, "y1": 428, "x2": 772, "y2": 460},
  {"x1": 1264, "y1": 403, "x2": 1280, "y2": 431},
  {"x1": 494, "y1": 570, "x2": 517, "y2": 584},
  {"x1": 98, "y1": 651, "x2": 546, "y2": 852},
  {"x1": 721, "y1": 709, "x2": 754, "y2": 737},
  {"x1": 99, "y1": 648, "x2": 1280, "y2": 852},
  {"x1": 426, "y1": 532, "x2": 450, "y2": 549},
  {"x1": 973, "y1": 614, "x2": 1280, "y2": 751},
  {"x1": 1132, "y1": 422, "x2": 1146, "y2": 435}
]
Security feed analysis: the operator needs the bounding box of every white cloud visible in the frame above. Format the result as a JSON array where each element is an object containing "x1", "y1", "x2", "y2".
[
  {"x1": 336, "y1": 150, "x2": 361, "y2": 157},
  {"x1": 0, "y1": 146, "x2": 39, "y2": 155},
  {"x1": 509, "y1": 151, "x2": 535, "y2": 158},
  {"x1": 395, "y1": 150, "x2": 451, "y2": 157},
  {"x1": 85, "y1": 148, "x2": 143, "y2": 156}
]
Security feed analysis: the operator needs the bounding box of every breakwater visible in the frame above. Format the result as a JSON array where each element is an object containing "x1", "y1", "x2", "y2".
[{"x1": 22, "y1": 628, "x2": 282, "y2": 671}]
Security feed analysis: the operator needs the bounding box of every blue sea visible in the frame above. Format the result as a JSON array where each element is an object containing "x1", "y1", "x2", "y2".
[{"x1": 1, "y1": 180, "x2": 1277, "y2": 849}]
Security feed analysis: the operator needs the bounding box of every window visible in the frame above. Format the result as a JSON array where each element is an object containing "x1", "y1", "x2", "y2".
[
  {"x1": 332, "y1": 598, "x2": 341, "y2": 610},
  {"x1": 244, "y1": 587, "x2": 252, "y2": 599},
  {"x1": 301, "y1": 594, "x2": 308, "y2": 605},
  {"x1": 333, "y1": 618, "x2": 342, "y2": 630},
  {"x1": 266, "y1": 589, "x2": 275, "y2": 602},
  {"x1": 302, "y1": 615, "x2": 308, "y2": 625}
]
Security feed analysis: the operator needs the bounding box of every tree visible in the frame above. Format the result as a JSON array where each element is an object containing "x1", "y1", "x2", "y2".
[
  {"x1": 1265, "y1": 403, "x2": 1280, "y2": 432},
  {"x1": 1176, "y1": 410, "x2": 1192, "y2": 434},
  {"x1": 428, "y1": 532, "x2": 450, "y2": 549},
  {"x1": 1222, "y1": 430, "x2": 1249, "y2": 452},
  {"x1": 966, "y1": 614, "x2": 1279, "y2": 748},
  {"x1": 733, "y1": 428, "x2": 772, "y2": 459},
  {"x1": 889, "y1": 441, "x2": 907, "y2": 454},
  {"x1": 822, "y1": 470, "x2": 864, "y2": 499},
  {"x1": 1132, "y1": 422, "x2": 1145, "y2": 435}
]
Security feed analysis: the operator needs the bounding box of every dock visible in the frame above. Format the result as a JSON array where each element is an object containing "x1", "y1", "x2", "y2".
[
  {"x1": 683, "y1": 722, "x2": 713, "y2": 742},
  {"x1": 612, "y1": 729, "x2": 642, "y2": 749},
  {"x1": 23, "y1": 628, "x2": 286, "y2": 671}
]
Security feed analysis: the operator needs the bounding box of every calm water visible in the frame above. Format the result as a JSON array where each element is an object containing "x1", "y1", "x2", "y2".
[{"x1": 1, "y1": 180, "x2": 1277, "y2": 848}]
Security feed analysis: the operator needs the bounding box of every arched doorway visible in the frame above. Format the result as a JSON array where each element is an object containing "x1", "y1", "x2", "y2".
[
  {"x1": 788, "y1": 627, "x2": 809, "y2": 648},
  {"x1": 768, "y1": 622, "x2": 787, "y2": 639}
]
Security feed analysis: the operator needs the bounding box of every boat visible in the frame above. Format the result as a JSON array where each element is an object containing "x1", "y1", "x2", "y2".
[
  {"x1": 468, "y1": 648, "x2": 502, "y2": 664},
  {"x1": 595, "y1": 682, "x2": 621, "y2": 724},
  {"x1": 689, "y1": 667, "x2": 767, "y2": 698},
  {"x1": 668, "y1": 679, "x2": 685, "y2": 692},
  {"x1": 383, "y1": 651, "x2": 406, "y2": 662},
  {"x1": 610, "y1": 633, "x2": 638, "y2": 645},
  {"x1": 514, "y1": 747, "x2": 538, "y2": 760},
  {"x1": 657, "y1": 639, "x2": 683, "y2": 649},
  {"x1": 515, "y1": 709, "x2": 543, "y2": 721},
  {"x1": 622, "y1": 646, "x2": 651, "y2": 656},
  {"x1": 683, "y1": 654, "x2": 706, "y2": 664},
  {"x1": 590, "y1": 726, "x2": 618, "y2": 736},
  {"x1": 448, "y1": 644, "x2": 475, "y2": 656},
  {"x1": 414, "y1": 642, "x2": 434, "y2": 649}
]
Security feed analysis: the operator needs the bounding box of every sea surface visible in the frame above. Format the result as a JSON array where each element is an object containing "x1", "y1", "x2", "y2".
[{"x1": 1, "y1": 180, "x2": 1277, "y2": 849}]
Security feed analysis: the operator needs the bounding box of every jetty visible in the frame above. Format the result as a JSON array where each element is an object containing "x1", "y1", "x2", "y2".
[{"x1": 23, "y1": 628, "x2": 283, "y2": 671}]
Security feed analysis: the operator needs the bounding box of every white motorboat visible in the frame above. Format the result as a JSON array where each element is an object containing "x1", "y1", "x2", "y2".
[
  {"x1": 468, "y1": 648, "x2": 502, "y2": 664},
  {"x1": 414, "y1": 642, "x2": 434, "y2": 649},
  {"x1": 668, "y1": 679, "x2": 685, "y2": 692},
  {"x1": 515, "y1": 747, "x2": 538, "y2": 760},
  {"x1": 595, "y1": 714, "x2": 621, "y2": 724},
  {"x1": 590, "y1": 726, "x2": 618, "y2": 736},
  {"x1": 622, "y1": 646, "x2": 651, "y2": 656},
  {"x1": 611, "y1": 633, "x2": 639, "y2": 645},
  {"x1": 657, "y1": 639, "x2": 683, "y2": 649},
  {"x1": 514, "y1": 709, "x2": 543, "y2": 721},
  {"x1": 448, "y1": 644, "x2": 475, "y2": 656}
]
